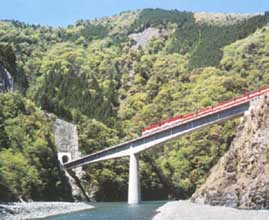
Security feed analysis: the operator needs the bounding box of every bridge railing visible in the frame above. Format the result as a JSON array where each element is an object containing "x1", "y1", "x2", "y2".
[{"x1": 142, "y1": 87, "x2": 269, "y2": 135}]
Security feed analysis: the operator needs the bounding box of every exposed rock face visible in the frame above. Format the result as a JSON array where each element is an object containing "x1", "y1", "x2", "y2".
[
  {"x1": 192, "y1": 95, "x2": 269, "y2": 209},
  {"x1": 129, "y1": 27, "x2": 167, "y2": 48},
  {"x1": 54, "y1": 118, "x2": 89, "y2": 201},
  {"x1": 55, "y1": 118, "x2": 81, "y2": 162},
  {"x1": 0, "y1": 64, "x2": 13, "y2": 92}
]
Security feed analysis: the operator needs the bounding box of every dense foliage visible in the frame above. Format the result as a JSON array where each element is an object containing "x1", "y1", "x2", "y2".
[
  {"x1": 130, "y1": 9, "x2": 269, "y2": 68},
  {"x1": 0, "y1": 92, "x2": 72, "y2": 201},
  {"x1": 1, "y1": 9, "x2": 269, "y2": 201}
]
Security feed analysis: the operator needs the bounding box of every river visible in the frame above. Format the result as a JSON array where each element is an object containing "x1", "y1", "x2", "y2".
[{"x1": 41, "y1": 201, "x2": 166, "y2": 220}]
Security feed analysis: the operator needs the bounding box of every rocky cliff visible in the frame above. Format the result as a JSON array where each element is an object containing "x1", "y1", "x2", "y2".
[
  {"x1": 54, "y1": 118, "x2": 89, "y2": 201},
  {"x1": 0, "y1": 63, "x2": 13, "y2": 92},
  {"x1": 54, "y1": 118, "x2": 81, "y2": 161},
  {"x1": 192, "y1": 95, "x2": 269, "y2": 209}
]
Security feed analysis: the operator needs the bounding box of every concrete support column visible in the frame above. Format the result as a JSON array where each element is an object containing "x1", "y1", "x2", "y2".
[{"x1": 128, "y1": 153, "x2": 141, "y2": 204}]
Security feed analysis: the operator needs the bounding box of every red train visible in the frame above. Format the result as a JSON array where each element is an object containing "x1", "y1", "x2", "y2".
[{"x1": 142, "y1": 86, "x2": 269, "y2": 136}]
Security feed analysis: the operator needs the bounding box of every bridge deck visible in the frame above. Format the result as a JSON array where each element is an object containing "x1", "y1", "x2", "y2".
[
  {"x1": 64, "y1": 87, "x2": 269, "y2": 169},
  {"x1": 142, "y1": 87, "x2": 269, "y2": 135},
  {"x1": 64, "y1": 101, "x2": 252, "y2": 169}
]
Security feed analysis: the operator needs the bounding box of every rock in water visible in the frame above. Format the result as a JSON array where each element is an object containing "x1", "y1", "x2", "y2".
[{"x1": 192, "y1": 95, "x2": 269, "y2": 209}]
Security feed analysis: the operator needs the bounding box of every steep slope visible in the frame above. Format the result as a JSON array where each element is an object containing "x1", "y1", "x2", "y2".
[
  {"x1": 0, "y1": 93, "x2": 73, "y2": 202},
  {"x1": 0, "y1": 44, "x2": 26, "y2": 92},
  {"x1": 192, "y1": 95, "x2": 269, "y2": 209},
  {"x1": 0, "y1": 9, "x2": 269, "y2": 201},
  {"x1": 0, "y1": 64, "x2": 13, "y2": 92}
]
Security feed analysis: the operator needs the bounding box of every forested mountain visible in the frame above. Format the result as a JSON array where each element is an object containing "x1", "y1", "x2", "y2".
[{"x1": 1, "y1": 9, "x2": 269, "y2": 201}]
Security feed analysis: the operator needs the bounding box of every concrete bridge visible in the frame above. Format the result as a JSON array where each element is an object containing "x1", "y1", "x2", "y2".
[{"x1": 64, "y1": 87, "x2": 269, "y2": 204}]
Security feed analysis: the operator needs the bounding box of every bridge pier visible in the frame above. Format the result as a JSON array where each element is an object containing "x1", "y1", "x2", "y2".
[{"x1": 128, "y1": 153, "x2": 141, "y2": 204}]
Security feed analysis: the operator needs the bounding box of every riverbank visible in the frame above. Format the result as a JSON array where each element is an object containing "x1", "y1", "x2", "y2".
[
  {"x1": 152, "y1": 200, "x2": 269, "y2": 220},
  {"x1": 0, "y1": 202, "x2": 94, "y2": 220}
]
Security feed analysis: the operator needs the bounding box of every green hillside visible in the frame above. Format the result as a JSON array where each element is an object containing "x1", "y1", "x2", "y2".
[
  {"x1": 0, "y1": 92, "x2": 72, "y2": 201},
  {"x1": 1, "y1": 9, "x2": 269, "y2": 201}
]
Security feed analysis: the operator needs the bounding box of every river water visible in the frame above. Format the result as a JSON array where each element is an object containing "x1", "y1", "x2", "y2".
[{"x1": 42, "y1": 201, "x2": 166, "y2": 220}]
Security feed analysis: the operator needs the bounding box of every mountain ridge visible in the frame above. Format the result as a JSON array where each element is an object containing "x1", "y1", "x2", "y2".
[{"x1": 0, "y1": 8, "x2": 269, "y2": 202}]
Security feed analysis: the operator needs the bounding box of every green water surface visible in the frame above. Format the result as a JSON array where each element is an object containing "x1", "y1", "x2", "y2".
[{"x1": 43, "y1": 201, "x2": 165, "y2": 220}]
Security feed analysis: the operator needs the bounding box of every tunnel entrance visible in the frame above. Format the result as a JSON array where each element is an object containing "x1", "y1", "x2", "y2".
[
  {"x1": 62, "y1": 155, "x2": 69, "y2": 163},
  {"x1": 57, "y1": 152, "x2": 72, "y2": 164}
]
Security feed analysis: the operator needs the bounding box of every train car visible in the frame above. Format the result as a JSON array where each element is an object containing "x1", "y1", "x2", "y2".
[
  {"x1": 141, "y1": 86, "x2": 269, "y2": 137},
  {"x1": 142, "y1": 116, "x2": 183, "y2": 136}
]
